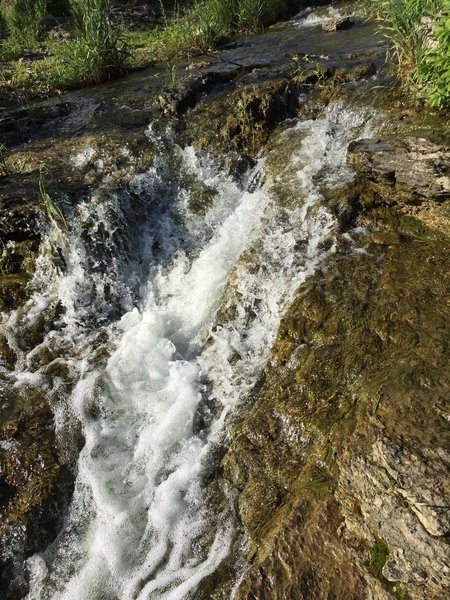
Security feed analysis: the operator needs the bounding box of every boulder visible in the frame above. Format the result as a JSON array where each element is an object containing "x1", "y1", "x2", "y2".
[
  {"x1": 322, "y1": 17, "x2": 355, "y2": 32},
  {"x1": 347, "y1": 137, "x2": 450, "y2": 202}
]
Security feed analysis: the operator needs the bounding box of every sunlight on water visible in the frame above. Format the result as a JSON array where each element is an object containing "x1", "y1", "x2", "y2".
[{"x1": 1, "y1": 104, "x2": 371, "y2": 600}]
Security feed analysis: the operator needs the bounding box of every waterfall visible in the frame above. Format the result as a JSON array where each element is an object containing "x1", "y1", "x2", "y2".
[{"x1": 1, "y1": 104, "x2": 371, "y2": 600}]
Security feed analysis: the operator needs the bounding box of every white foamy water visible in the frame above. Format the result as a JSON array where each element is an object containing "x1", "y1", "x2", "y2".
[
  {"x1": 295, "y1": 6, "x2": 355, "y2": 28},
  {"x1": 1, "y1": 105, "x2": 371, "y2": 600}
]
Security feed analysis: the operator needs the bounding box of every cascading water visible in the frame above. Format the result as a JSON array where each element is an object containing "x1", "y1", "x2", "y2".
[{"x1": 1, "y1": 104, "x2": 371, "y2": 599}]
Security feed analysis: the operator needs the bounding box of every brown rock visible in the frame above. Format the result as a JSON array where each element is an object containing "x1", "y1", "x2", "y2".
[
  {"x1": 223, "y1": 225, "x2": 450, "y2": 600},
  {"x1": 0, "y1": 274, "x2": 30, "y2": 311},
  {"x1": 347, "y1": 137, "x2": 450, "y2": 202},
  {"x1": 370, "y1": 231, "x2": 400, "y2": 245},
  {"x1": 322, "y1": 17, "x2": 355, "y2": 32}
]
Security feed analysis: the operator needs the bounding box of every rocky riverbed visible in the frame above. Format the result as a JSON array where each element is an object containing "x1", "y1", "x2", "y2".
[{"x1": 1, "y1": 2, "x2": 449, "y2": 599}]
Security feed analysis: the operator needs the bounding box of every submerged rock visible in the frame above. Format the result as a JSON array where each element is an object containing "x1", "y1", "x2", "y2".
[
  {"x1": 0, "y1": 390, "x2": 76, "y2": 598},
  {"x1": 0, "y1": 184, "x2": 42, "y2": 311},
  {"x1": 0, "y1": 274, "x2": 31, "y2": 312}
]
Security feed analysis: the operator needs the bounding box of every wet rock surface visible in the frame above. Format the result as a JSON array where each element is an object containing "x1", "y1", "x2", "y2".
[
  {"x1": 0, "y1": 390, "x2": 77, "y2": 598},
  {"x1": 220, "y1": 132, "x2": 450, "y2": 599},
  {"x1": 347, "y1": 137, "x2": 450, "y2": 202},
  {"x1": 322, "y1": 17, "x2": 355, "y2": 32},
  {"x1": 223, "y1": 237, "x2": 450, "y2": 598},
  {"x1": 0, "y1": 4, "x2": 449, "y2": 598}
]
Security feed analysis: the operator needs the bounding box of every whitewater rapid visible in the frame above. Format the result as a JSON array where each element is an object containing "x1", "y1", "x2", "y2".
[{"x1": 1, "y1": 105, "x2": 371, "y2": 599}]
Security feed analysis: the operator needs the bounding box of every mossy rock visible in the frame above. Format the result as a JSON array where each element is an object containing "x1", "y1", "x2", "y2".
[
  {"x1": 0, "y1": 274, "x2": 31, "y2": 311},
  {"x1": 186, "y1": 76, "x2": 300, "y2": 167},
  {"x1": 222, "y1": 200, "x2": 450, "y2": 599}
]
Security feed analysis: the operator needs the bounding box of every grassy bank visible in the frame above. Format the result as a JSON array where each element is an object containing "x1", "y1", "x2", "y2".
[
  {"x1": 367, "y1": 0, "x2": 450, "y2": 108},
  {"x1": 129, "y1": 0, "x2": 300, "y2": 64},
  {"x1": 0, "y1": 0, "x2": 130, "y2": 103},
  {"x1": 1, "y1": 1, "x2": 449, "y2": 109},
  {"x1": 0, "y1": 0, "x2": 301, "y2": 106}
]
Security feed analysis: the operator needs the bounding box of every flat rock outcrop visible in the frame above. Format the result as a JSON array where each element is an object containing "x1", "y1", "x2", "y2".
[
  {"x1": 221, "y1": 131, "x2": 450, "y2": 600},
  {"x1": 347, "y1": 137, "x2": 450, "y2": 202}
]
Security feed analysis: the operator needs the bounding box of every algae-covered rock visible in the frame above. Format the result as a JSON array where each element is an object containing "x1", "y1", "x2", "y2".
[
  {"x1": 218, "y1": 78, "x2": 299, "y2": 158},
  {"x1": 222, "y1": 192, "x2": 450, "y2": 598},
  {"x1": 158, "y1": 74, "x2": 224, "y2": 116},
  {"x1": 0, "y1": 388, "x2": 76, "y2": 598},
  {"x1": 0, "y1": 274, "x2": 31, "y2": 312}
]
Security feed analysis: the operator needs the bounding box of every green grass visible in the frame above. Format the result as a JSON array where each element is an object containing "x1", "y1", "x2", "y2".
[
  {"x1": 366, "y1": 0, "x2": 449, "y2": 108},
  {"x1": 63, "y1": 0, "x2": 129, "y2": 84},
  {"x1": 6, "y1": 0, "x2": 446, "y2": 111},
  {"x1": 0, "y1": 0, "x2": 302, "y2": 104},
  {"x1": 128, "y1": 0, "x2": 299, "y2": 64},
  {"x1": 0, "y1": 0, "x2": 70, "y2": 39},
  {"x1": 0, "y1": 0, "x2": 129, "y2": 101}
]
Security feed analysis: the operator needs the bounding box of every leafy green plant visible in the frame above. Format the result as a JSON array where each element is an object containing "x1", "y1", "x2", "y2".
[
  {"x1": 163, "y1": 63, "x2": 189, "y2": 88},
  {"x1": 365, "y1": 1, "x2": 448, "y2": 108},
  {"x1": 368, "y1": 0, "x2": 442, "y2": 76},
  {"x1": 418, "y1": 10, "x2": 450, "y2": 108},
  {"x1": 291, "y1": 54, "x2": 329, "y2": 87}
]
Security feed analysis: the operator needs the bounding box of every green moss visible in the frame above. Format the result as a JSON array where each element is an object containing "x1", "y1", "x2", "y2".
[
  {"x1": 188, "y1": 182, "x2": 218, "y2": 213},
  {"x1": 177, "y1": 166, "x2": 219, "y2": 214},
  {"x1": 222, "y1": 202, "x2": 450, "y2": 592},
  {"x1": 399, "y1": 215, "x2": 436, "y2": 240},
  {"x1": 391, "y1": 583, "x2": 412, "y2": 600},
  {"x1": 371, "y1": 536, "x2": 412, "y2": 599},
  {"x1": 0, "y1": 390, "x2": 62, "y2": 537},
  {"x1": 217, "y1": 79, "x2": 298, "y2": 157},
  {"x1": 371, "y1": 534, "x2": 390, "y2": 578}
]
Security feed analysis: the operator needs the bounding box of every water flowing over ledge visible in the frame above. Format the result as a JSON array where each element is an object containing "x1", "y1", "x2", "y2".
[{"x1": 1, "y1": 104, "x2": 372, "y2": 599}]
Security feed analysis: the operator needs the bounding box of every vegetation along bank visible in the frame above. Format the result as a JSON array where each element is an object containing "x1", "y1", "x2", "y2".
[{"x1": 0, "y1": 1, "x2": 449, "y2": 107}]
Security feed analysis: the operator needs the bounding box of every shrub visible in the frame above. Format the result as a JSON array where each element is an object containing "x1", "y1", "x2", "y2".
[
  {"x1": 418, "y1": 10, "x2": 450, "y2": 108},
  {"x1": 366, "y1": 0, "x2": 448, "y2": 108}
]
